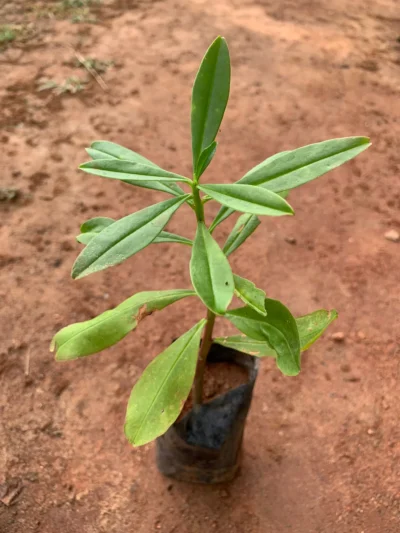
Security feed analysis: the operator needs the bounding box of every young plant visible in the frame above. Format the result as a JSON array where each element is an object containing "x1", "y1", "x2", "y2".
[{"x1": 51, "y1": 37, "x2": 370, "y2": 447}]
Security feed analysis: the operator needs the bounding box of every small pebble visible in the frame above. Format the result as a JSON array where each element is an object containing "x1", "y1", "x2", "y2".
[
  {"x1": 331, "y1": 332, "x2": 345, "y2": 342},
  {"x1": 384, "y1": 229, "x2": 399, "y2": 242},
  {"x1": 357, "y1": 331, "x2": 366, "y2": 340},
  {"x1": 285, "y1": 236, "x2": 297, "y2": 245},
  {"x1": 367, "y1": 428, "x2": 375, "y2": 436},
  {"x1": 75, "y1": 489, "x2": 88, "y2": 501}
]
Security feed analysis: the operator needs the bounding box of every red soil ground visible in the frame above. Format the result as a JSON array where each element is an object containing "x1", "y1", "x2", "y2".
[{"x1": 0, "y1": 1, "x2": 399, "y2": 531}]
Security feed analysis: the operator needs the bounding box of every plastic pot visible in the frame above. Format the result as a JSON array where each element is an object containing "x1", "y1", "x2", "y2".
[{"x1": 155, "y1": 343, "x2": 259, "y2": 484}]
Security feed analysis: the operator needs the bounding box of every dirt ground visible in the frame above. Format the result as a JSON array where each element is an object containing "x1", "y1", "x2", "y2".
[{"x1": 1, "y1": 0, "x2": 399, "y2": 531}]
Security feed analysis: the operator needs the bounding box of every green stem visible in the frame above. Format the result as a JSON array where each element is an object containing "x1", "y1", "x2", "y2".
[
  {"x1": 191, "y1": 178, "x2": 214, "y2": 405},
  {"x1": 191, "y1": 182, "x2": 205, "y2": 222},
  {"x1": 192, "y1": 308, "x2": 216, "y2": 406}
]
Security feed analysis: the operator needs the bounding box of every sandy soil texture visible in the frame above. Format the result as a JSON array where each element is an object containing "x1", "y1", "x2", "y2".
[{"x1": 0, "y1": 1, "x2": 399, "y2": 531}]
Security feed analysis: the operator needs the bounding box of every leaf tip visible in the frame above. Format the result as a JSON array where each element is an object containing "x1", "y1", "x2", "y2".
[
  {"x1": 71, "y1": 264, "x2": 84, "y2": 280},
  {"x1": 330, "y1": 309, "x2": 339, "y2": 321}
]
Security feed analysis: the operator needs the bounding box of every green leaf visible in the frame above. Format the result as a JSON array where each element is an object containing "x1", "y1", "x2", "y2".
[
  {"x1": 190, "y1": 222, "x2": 234, "y2": 315},
  {"x1": 76, "y1": 217, "x2": 192, "y2": 247},
  {"x1": 209, "y1": 138, "x2": 369, "y2": 231},
  {"x1": 72, "y1": 195, "x2": 189, "y2": 279},
  {"x1": 86, "y1": 148, "x2": 115, "y2": 160},
  {"x1": 223, "y1": 214, "x2": 260, "y2": 256},
  {"x1": 226, "y1": 299, "x2": 301, "y2": 376},
  {"x1": 191, "y1": 36, "x2": 230, "y2": 169},
  {"x1": 217, "y1": 308, "x2": 338, "y2": 358},
  {"x1": 153, "y1": 231, "x2": 193, "y2": 246},
  {"x1": 233, "y1": 275, "x2": 266, "y2": 315},
  {"x1": 51, "y1": 290, "x2": 195, "y2": 361},
  {"x1": 238, "y1": 137, "x2": 371, "y2": 192},
  {"x1": 87, "y1": 140, "x2": 160, "y2": 167},
  {"x1": 195, "y1": 141, "x2": 217, "y2": 179},
  {"x1": 80, "y1": 216, "x2": 114, "y2": 233},
  {"x1": 125, "y1": 319, "x2": 206, "y2": 446},
  {"x1": 86, "y1": 142, "x2": 185, "y2": 197},
  {"x1": 76, "y1": 217, "x2": 115, "y2": 244},
  {"x1": 209, "y1": 205, "x2": 232, "y2": 233},
  {"x1": 80, "y1": 159, "x2": 192, "y2": 184},
  {"x1": 209, "y1": 154, "x2": 292, "y2": 232},
  {"x1": 296, "y1": 309, "x2": 338, "y2": 350},
  {"x1": 214, "y1": 336, "x2": 276, "y2": 357},
  {"x1": 198, "y1": 183, "x2": 294, "y2": 216}
]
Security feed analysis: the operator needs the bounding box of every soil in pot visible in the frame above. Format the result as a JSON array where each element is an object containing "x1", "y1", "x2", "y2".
[
  {"x1": 178, "y1": 360, "x2": 250, "y2": 420},
  {"x1": 156, "y1": 343, "x2": 259, "y2": 484}
]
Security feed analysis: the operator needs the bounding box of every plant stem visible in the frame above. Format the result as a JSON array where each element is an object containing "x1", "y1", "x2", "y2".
[
  {"x1": 191, "y1": 179, "x2": 214, "y2": 405},
  {"x1": 191, "y1": 183, "x2": 205, "y2": 222},
  {"x1": 193, "y1": 308, "x2": 216, "y2": 406}
]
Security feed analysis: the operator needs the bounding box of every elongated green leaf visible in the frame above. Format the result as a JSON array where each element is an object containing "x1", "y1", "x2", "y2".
[
  {"x1": 78, "y1": 227, "x2": 192, "y2": 247},
  {"x1": 76, "y1": 217, "x2": 191, "y2": 247},
  {"x1": 86, "y1": 142, "x2": 185, "y2": 197},
  {"x1": 210, "y1": 137, "x2": 371, "y2": 233},
  {"x1": 214, "y1": 336, "x2": 276, "y2": 357},
  {"x1": 210, "y1": 188, "x2": 290, "y2": 233},
  {"x1": 238, "y1": 137, "x2": 371, "y2": 192},
  {"x1": 125, "y1": 319, "x2": 206, "y2": 446},
  {"x1": 72, "y1": 195, "x2": 189, "y2": 279},
  {"x1": 153, "y1": 231, "x2": 193, "y2": 246},
  {"x1": 80, "y1": 159, "x2": 191, "y2": 184},
  {"x1": 195, "y1": 141, "x2": 217, "y2": 179},
  {"x1": 210, "y1": 137, "x2": 370, "y2": 229},
  {"x1": 190, "y1": 222, "x2": 234, "y2": 315},
  {"x1": 199, "y1": 184, "x2": 294, "y2": 216},
  {"x1": 191, "y1": 37, "x2": 230, "y2": 168},
  {"x1": 51, "y1": 290, "x2": 195, "y2": 361},
  {"x1": 88, "y1": 140, "x2": 160, "y2": 167},
  {"x1": 233, "y1": 275, "x2": 266, "y2": 315},
  {"x1": 296, "y1": 309, "x2": 338, "y2": 350},
  {"x1": 216, "y1": 308, "x2": 338, "y2": 357},
  {"x1": 223, "y1": 214, "x2": 260, "y2": 256},
  {"x1": 226, "y1": 299, "x2": 300, "y2": 376}
]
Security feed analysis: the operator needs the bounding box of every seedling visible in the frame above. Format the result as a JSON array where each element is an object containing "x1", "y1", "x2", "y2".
[
  {"x1": 51, "y1": 37, "x2": 370, "y2": 447},
  {"x1": 37, "y1": 76, "x2": 86, "y2": 95}
]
